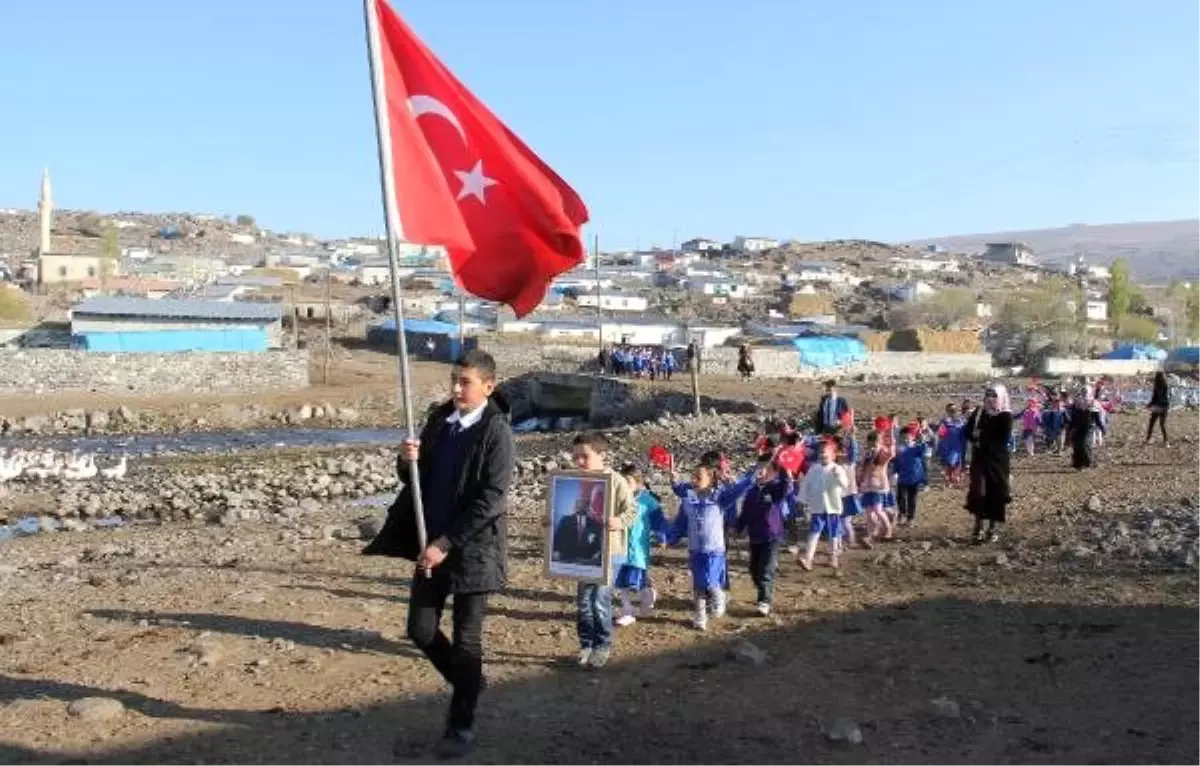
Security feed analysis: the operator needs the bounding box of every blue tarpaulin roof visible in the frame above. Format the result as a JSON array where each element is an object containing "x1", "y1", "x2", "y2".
[
  {"x1": 1102, "y1": 343, "x2": 1167, "y2": 361},
  {"x1": 790, "y1": 335, "x2": 868, "y2": 369},
  {"x1": 372, "y1": 318, "x2": 459, "y2": 335},
  {"x1": 1167, "y1": 346, "x2": 1199, "y2": 364}
]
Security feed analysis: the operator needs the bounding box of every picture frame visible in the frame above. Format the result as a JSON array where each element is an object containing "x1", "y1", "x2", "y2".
[{"x1": 544, "y1": 469, "x2": 614, "y2": 583}]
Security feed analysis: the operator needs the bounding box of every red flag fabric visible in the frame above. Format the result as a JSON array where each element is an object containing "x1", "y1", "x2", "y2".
[
  {"x1": 648, "y1": 444, "x2": 672, "y2": 470},
  {"x1": 372, "y1": 1, "x2": 589, "y2": 317}
]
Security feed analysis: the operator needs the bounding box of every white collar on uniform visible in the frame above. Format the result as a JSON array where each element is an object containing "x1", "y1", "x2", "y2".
[{"x1": 446, "y1": 400, "x2": 489, "y2": 431}]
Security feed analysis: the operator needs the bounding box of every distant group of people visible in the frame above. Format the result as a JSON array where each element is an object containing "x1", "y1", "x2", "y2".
[{"x1": 599, "y1": 344, "x2": 678, "y2": 380}]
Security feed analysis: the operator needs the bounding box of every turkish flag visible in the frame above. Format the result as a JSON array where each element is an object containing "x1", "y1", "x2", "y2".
[{"x1": 372, "y1": 1, "x2": 589, "y2": 317}]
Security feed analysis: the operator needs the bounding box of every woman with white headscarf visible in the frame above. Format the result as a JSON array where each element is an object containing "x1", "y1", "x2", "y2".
[
  {"x1": 963, "y1": 382, "x2": 1014, "y2": 544},
  {"x1": 1067, "y1": 384, "x2": 1103, "y2": 470}
]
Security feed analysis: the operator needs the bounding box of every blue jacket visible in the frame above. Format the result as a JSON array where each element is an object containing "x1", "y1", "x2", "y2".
[
  {"x1": 735, "y1": 475, "x2": 794, "y2": 543},
  {"x1": 624, "y1": 490, "x2": 668, "y2": 571},
  {"x1": 894, "y1": 443, "x2": 928, "y2": 487},
  {"x1": 1041, "y1": 408, "x2": 1068, "y2": 435},
  {"x1": 668, "y1": 472, "x2": 754, "y2": 554}
]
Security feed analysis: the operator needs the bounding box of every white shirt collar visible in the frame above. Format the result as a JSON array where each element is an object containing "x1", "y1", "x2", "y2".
[{"x1": 446, "y1": 400, "x2": 489, "y2": 430}]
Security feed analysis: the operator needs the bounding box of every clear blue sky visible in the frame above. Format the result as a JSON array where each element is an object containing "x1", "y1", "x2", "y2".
[{"x1": 2, "y1": 0, "x2": 1196, "y2": 249}]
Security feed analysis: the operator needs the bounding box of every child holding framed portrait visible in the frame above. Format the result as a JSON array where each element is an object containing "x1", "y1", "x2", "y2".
[{"x1": 545, "y1": 432, "x2": 636, "y2": 670}]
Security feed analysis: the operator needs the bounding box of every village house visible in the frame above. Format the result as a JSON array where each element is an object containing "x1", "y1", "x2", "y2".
[
  {"x1": 498, "y1": 314, "x2": 741, "y2": 347},
  {"x1": 1066, "y1": 255, "x2": 1112, "y2": 281},
  {"x1": 787, "y1": 261, "x2": 862, "y2": 287},
  {"x1": 889, "y1": 280, "x2": 937, "y2": 302},
  {"x1": 575, "y1": 293, "x2": 650, "y2": 312},
  {"x1": 981, "y1": 242, "x2": 1037, "y2": 267},
  {"x1": 732, "y1": 235, "x2": 779, "y2": 253},
  {"x1": 680, "y1": 237, "x2": 722, "y2": 254},
  {"x1": 690, "y1": 276, "x2": 757, "y2": 300},
  {"x1": 889, "y1": 255, "x2": 961, "y2": 275}
]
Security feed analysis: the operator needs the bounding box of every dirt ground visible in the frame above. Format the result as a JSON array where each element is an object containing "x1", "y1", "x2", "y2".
[{"x1": 0, "y1": 405, "x2": 1196, "y2": 764}]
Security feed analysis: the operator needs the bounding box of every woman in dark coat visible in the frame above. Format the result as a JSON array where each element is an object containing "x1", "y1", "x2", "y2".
[
  {"x1": 1145, "y1": 371, "x2": 1171, "y2": 445},
  {"x1": 964, "y1": 382, "x2": 1013, "y2": 544},
  {"x1": 1068, "y1": 387, "x2": 1102, "y2": 470},
  {"x1": 737, "y1": 344, "x2": 754, "y2": 379}
]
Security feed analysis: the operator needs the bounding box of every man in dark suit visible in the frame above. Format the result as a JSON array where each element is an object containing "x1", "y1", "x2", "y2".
[
  {"x1": 815, "y1": 378, "x2": 850, "y2": 434},
  {"x1": 363, "y1": 349, "x2": 513, "y2": 758},
  {"x1": 552, "y1": 487, "x2": 604, "y2": 565}
]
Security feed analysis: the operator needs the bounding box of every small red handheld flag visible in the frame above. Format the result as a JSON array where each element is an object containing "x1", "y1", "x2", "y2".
[
  {"x1": 648, "y1": 444, "x2": 672, "y2": 470},
  {"x1": 371, "y1": 0, "x2": 589, "y2": 317}
]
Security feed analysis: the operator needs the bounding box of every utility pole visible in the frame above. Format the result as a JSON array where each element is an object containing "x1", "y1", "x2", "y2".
[
  {"x1": 289, "y1": 284, "x2": 299, "y2": 351},
  {"x1": 457, "y1": 291, "x2": 466, "y2": 355},
  {"x1": 690, "y1": 336, "x2": 701, "y2": 417},
  {"x1": 594, "y1": 231, "x2": 603, "y2": 357},
  {"x1": 322, "y1": 268, "x2": 333, "y2": 384}
]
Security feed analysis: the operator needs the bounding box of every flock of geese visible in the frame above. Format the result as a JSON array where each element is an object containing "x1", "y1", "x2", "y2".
[{"x1": 0, "y1": 449, "x2": 129, "y2": 483}]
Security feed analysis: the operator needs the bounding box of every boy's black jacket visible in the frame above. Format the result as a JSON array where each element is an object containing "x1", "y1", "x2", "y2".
[{"x1": 362, "y1": 393, "x2": 514, "y2": 594}]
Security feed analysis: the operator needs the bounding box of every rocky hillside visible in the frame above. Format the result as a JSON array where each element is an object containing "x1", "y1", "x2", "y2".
[{"x1": 906, "y1": 220, "x2": 1199, "y2": 283}]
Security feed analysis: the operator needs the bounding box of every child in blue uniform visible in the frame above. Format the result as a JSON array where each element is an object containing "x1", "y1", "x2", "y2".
[
  {"x1": 667, "y1": 456, "x2": 754, "y2": 630},
  {"x1": 893, "y1": 426, "x2": 928, "y2": 526},
  {"x1": 614, "y1": 463, "x2": 668, "y2": 627}
]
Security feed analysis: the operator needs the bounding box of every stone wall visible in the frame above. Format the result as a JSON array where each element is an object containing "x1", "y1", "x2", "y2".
[
  {"x1": 700, "y1": 348, "x2": 995, "y2": 381},
  {"x1": 478, "y1": 338, "x2": 996, "y2": 382},
  {"x1": 1043, "y1": 357, "x2": 1163, "y2": 378},
  {"x1": 0, "y1": 349, "x2": 311, "y2": 394}
]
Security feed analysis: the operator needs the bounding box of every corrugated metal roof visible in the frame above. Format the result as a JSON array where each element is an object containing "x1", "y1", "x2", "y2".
[{"x1": 72, "y1": 297, "x2": 283, "y2": 321}]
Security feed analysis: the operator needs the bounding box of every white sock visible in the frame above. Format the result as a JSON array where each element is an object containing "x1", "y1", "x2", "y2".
[
  {"x1": 638, "y1": 586, "x2": 656, "y2": 613},
  {"x1": 617, "y1": 590, "x2": 635, "y2": 619},
  {"x1": 711, "y1": 588, "x2": 727, "y2": 617},
  {"x1": 803, "y1": 533, "x2": 820, "y2": 563}
]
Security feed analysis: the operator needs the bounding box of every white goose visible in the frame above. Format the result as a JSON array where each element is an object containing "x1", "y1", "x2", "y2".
[
  {"x1": 24, "y1": 454, "x2": 63, "y2": 481},
  {"x1": 62, "y1": 454, "x2": 98, "y2": 481},
  {"x1": 100, "y1": 455, "x2": 128, "y2": 480},
  {"x1": 0, "y1": 452, "x2": 26, "y2": 482}
]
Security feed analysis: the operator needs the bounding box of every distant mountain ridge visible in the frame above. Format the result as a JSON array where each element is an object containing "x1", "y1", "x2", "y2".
[{"x1": 905, "y1": 220, "x2": 1199, "y2": 283}]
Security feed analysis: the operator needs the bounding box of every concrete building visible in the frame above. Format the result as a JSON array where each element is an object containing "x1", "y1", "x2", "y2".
[
  {"x1": 498, "y1": 315, "x2": 741, "y2": 347},
  {"x1": 681, "y1": 237, "x2": 722, "y2": 253},
  {"x1": 732, "y1": 235, "x2": 779, "y2": 253},
  {"x1": 981, "y1": 242, "x2": 1036, "y2": 266},
  {"x1": 32, "y1": 168, "x2": 118, "y2": 286},
  {"x1": 890, "y1": 255, "x2": 961, "y2": 274},
  {"x1": 38, "y1": 252, "x2": 116, "y2": 285},
  {"x1": 890, "y1": 281, "x2": 937, "y2": 302},
  {"x1": 575, "y1": 293, "x2": 650, "y2": 312},
  {"x1": 691, "y1": 277, "x2": 757, "y2": 299},
  {"x1": 788, "y1": 262, "x2": 862, "y2": 287},
  {"x1": 70, "y1": 297, "x2": 284, "y2": 352},
  {"x1": 1066, "y1": 255, "x2": 1111, "y2": 281}
]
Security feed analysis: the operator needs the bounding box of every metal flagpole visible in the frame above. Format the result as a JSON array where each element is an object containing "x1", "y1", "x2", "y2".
[{"x1": 363, "y1": 0, "x2": 429, "y2": 568}]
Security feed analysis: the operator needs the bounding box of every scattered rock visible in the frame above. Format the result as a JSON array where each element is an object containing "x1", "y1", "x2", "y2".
[
  {"x1": 827, "y1": 717, "x2": 863, "y2": 745},
  {"x1": 993, "y1": 553, "x2": 1009, "y2": 566},
  {"x1": 727, "y1": 640, "x2": 768, "y2": 667},
  {"x1": 929, "y1": 696, "x2": 961, "y2": 719},
  {"x1": 67, "y1": 697, "x2": 125, "y2": 722},
  {"x1": 356, "y1": 516, "x2": 385, "y2": 540},
  {"x1": 1086, "y1": 495, "x2": 1102, "y2": 513}
]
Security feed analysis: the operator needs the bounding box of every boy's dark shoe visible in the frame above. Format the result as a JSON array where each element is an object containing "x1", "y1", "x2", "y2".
[{"x1": 435, "y1": 728, "x2": 476, "y2": 760}]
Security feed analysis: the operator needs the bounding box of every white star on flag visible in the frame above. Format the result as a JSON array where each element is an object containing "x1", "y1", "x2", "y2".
[{"x1": 454, "y1": 160, "x2": 498, "y2": 204}]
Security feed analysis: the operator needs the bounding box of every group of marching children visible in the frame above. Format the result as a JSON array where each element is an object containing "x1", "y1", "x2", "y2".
[
  {"x1": 569, "y1": 377, "x2": 1129, "y2": 668},
  {"x1": 570, "y1": 409, "x2": 959, "y2": 671}
]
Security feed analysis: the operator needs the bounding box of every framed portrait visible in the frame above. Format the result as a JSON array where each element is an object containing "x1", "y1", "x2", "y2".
[{"x1": 544, "y1": 469, "x2": 614, "y2": 583}]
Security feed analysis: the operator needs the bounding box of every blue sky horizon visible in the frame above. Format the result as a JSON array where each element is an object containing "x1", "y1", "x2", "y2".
[{"x1": 1, "y1": 1, "x2": 1196, "y2": 249}]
